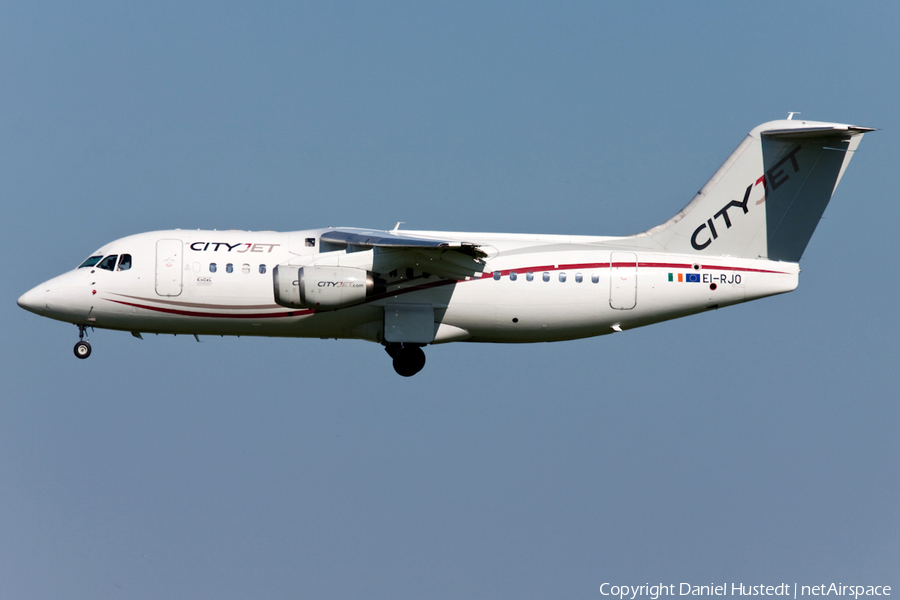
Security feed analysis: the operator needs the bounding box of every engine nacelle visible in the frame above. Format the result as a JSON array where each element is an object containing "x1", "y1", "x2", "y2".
[{"x1": 273, "y1": 265, "x2": 385, "y2": 310}]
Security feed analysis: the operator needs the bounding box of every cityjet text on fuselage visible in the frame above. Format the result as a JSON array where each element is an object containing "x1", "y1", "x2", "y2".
[{"x1": 189, "y1": 242, "x2": 281, "y2": 253}]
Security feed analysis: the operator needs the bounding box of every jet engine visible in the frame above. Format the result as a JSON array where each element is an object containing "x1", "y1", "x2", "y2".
[{"x1": 273, "y1": 265, "x2": 386, "y2": 310}]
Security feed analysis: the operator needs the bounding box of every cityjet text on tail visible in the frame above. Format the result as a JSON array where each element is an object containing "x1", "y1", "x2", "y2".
[{"x1": 18, "y1": 118, "x2": 873, "y2": 376}]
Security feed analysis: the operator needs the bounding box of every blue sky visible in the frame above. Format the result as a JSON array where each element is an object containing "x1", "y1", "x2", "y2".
[{"x1": 2, "y1": 2, "x2": 898, "y2": 598}]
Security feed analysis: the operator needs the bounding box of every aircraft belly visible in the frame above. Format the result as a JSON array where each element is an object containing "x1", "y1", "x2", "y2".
[
  {"x1": 437, "y1": 278, "x2": 608, "y2": 343},
  {"x1": 93, "y1": 302, "x2": 385, "y2": 339}
]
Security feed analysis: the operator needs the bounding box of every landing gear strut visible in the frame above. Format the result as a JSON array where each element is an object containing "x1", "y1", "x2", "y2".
[
  {"x1": 74, "y1": 325, "x2": 91, "y2": 359},
  {"x1": 385, "y1": 343, "x2": 426, "y2": 377}
]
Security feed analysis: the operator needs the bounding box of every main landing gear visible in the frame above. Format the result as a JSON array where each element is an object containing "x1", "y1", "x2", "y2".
[
  {"x1": 74, "y1": 325, "x2": 91, "y2": 359},
  {"x1": 384, "y1": 343, "x2": 426, "y2": 377}
]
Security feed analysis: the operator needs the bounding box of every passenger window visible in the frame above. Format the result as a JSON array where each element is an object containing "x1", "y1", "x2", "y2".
[
  {"x1": 526, "y1": 272, "x2": 534, "y2": 282},
  {"x1": 559, "y1": 272, "x2": 567, "y2": 283},
  {"x1": 493, "y1": 271, "x2": 501, "y2": 280},
  {"x1": 78, "y1": 255, "x2": 103, "y2": 268},
  {"x1": 591, "y1": 273, "x2": 599, "y2": 284},
  {"x1": 575, "y1": 273, "x2": 583, "y2": 283},
  {"x1": 210, "y1": 263, "x2": 217, "y2": 273},
  {"x1": 305, "y1": 238, "x2": 316, "y2": 247},
  {"x1": 259, "y1": 264, "x2": 266, "y2": 274},
  {"x1": 226, "y1": 263, "x2": 233, "y2": 274},
  {"x1": 542, "y1": 272, "x2": 550, "y2": 282},
  {"x1": 97, "y1": 255, "x2": 118, "y2": 271},
  {"x1": 242, "y1": 264, "x2": 250, "y2": 274},
  {"x1": 117, "y1": 254, "x2": 132, "y2": 271},
  {"x1": 510, "y1": 271, "x2": 517, "y2": 281}
]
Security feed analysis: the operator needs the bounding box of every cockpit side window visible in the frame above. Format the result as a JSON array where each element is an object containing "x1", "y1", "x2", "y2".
[
  {"x1": 97, "y1": 255, "x2": 118, "y2": 271},
  {"x1": 78, "y1": 255, "x2": 103, "y2": 268},
  {"x1": 117, "y1": 254, "x2": 132, "y2": 271}
]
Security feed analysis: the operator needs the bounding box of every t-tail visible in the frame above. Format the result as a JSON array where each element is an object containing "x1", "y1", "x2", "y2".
[{"x1": 634, "y1": 119, "x2": 874, "y2": 261}]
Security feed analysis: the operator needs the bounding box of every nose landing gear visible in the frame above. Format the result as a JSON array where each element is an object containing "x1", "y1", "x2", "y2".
[
  {"x1": 384, "y1": 343, "x2": 426, "y2": 377},
  {"x1": 74, "y1": 325, "x2": 91, "y2": 359}
]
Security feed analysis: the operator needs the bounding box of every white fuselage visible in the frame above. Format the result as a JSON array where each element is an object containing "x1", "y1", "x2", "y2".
[{"x1": 19, "y1": 228, "x2": 799, "y2": 344}]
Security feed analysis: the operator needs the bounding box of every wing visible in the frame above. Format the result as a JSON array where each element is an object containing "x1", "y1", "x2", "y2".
[
  {"x1": 320, "y1": 228, "x2": 486, "y2": 258},
  {"x1": 320, "y1": 228, "x2": 487, "y2": 280}
]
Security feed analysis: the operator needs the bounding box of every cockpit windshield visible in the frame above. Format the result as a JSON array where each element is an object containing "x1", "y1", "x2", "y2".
[
  {"x1": 97, "y1": 255, "x2": 118, "y2": 271},
  {"x1": 78, "y1": 255, "x2": 103, "y2": 268},
  {"x1": 78, "y1": 253, "x2": 134, "y2": 271}
]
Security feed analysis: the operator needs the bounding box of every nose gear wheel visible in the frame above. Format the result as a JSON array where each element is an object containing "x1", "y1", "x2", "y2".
[{"x1": 74, "y1": 325, "x2": 92, "y2": 359}]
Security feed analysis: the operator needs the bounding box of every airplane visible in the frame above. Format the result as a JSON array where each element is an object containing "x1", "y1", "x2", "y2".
[{"x1": 18, "y1": 118, "x2": 873, "y2": 376}]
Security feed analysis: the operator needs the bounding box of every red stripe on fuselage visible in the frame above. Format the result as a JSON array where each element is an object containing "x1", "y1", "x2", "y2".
[{"x1": 478, "y1": 261, "x2": 789, "y2": 278}]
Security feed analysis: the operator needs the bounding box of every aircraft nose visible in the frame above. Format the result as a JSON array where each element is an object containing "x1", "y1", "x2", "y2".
[{"x1": 18, "y1": 283, "x2": 50, "y2": 316}]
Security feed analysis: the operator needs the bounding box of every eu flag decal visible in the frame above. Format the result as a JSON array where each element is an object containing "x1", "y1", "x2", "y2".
[{"x1": 686, "y1": 273, "x2": 700, "y2": 283}]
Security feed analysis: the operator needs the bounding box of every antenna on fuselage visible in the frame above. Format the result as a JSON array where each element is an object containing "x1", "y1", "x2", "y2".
[
  {"x1": 392, "y1": 222, "x2": 405, "y2": 232},
  {"x1": 787, "y1": 112, "x2": 801, "y2": 120}
]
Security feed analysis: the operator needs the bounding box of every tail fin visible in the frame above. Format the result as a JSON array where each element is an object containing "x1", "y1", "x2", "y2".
[{"x1": 637, "y1": 119, "x2": 873, "y2": 261}]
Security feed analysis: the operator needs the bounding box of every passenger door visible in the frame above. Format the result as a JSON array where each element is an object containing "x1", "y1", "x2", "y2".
[{"x1": 609, "y1": 252, "x2": 637, "y2": 310}]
